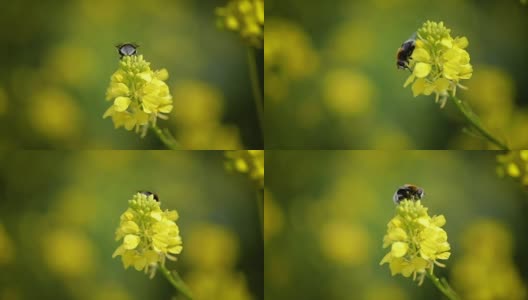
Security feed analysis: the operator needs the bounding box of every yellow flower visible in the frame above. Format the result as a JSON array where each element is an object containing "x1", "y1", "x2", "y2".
[
  {"x1": 403, "y1": 21, "x2": 473, "y2": 108},
  {"x1": 225, "y1": 150, "x2": 264, "y2": 188},
  {"x1": 112, "y1": 193, "x2": 183, "y2": 276},
  {"x1": 497, "y1": 150, "x2": 528, "y2": 187},
  {"x1": 380, "y1": 200, "x2": 451, "y2": 284},
  {"x1": 104, "y1": 55, "x2": 173, "y2": 137},
  {"x1": 216, "y1": 0, "x2": 264, "y2": 48}
]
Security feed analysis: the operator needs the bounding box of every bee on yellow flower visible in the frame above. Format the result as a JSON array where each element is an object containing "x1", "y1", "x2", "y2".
[
  {"x1": 104, "y1": 55, "x2": 173, "y2": 137},
  {"x1": 112, "y1": 192, "x2": 183, "y2": 277},
  {"x1": 380, "y1": 199, "x2": 451, "y2": 285},
  {"x1": 400, "y1": 21, "x2": 473, "y2": 108}
]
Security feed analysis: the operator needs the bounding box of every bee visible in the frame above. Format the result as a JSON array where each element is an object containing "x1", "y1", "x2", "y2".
[
  {"x1": 396, "y1": 33, "x2": 416, "y2": 70},
  {"x1": 140, "y1": 191, "x2": 159, "y2": 202},
  {"x1": 393, "y1": 184, "x2": 424, "y2": 204},
  {"x1": 116, "y1": 43, "x2": 139, "y2": 58}
]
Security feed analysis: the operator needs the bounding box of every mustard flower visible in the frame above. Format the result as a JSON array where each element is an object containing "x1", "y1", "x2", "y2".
[
  {"x1": 112, "y1": 192, "x2": 183, "y2": 277},
  {"x1": 380, "y1": 200, "x2": 451, "y2": 285},
  {"x1": 216, "y1": 0, "x2": 264, "y2": 48},
  {"x1": 497, "y1": 150, "x2": 528, "y2": 187},
  {"x1": 103, "y1": 55, "x2": 173, "y2": 137},
  {"x1": 225, "y1": 150, "x2": 264, "y2": 188},
  {"x1": 403, "y1": 21, "x2": 473, "y2": 108}
]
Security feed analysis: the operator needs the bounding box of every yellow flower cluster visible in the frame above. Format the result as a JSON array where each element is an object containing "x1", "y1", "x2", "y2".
[
  {"x1": 497, "y1": 150, "x2": 528, "y2": 187},
  {"x1": 112, "y1": 193, "x2": 182, "y2": 276},
  {"x1": 104, "y1": 55, "x2": 173, "y2": 137},
  {"x1": 380, "y1": 200, "x2": 451, "y2": 284},
  {"x1": 403, "y1": 21, "x2": 473, "y2": 107},
  {"x1": 216, "y1": 0, "x2": 264, "y2": 48},
  {"x1": 451, "y1": 220, "x2": 526, "y2": 300},
  {"x1": 225, "y1": 150, "x2": 264, "y2": 188}
]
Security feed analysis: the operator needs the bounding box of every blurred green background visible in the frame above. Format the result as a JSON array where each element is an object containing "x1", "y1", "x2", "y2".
[
  {"x1": 264, "y1": 150, "x2": 528, "y2": 300},
  {"x1": 264, "y1": 0, "x2": 528, "y2": 149},
  {"x1": 0, "y1": 151, "x2": 263, "y2": 300},
  {"x1": 0, "y1": 0, "x2": 263, "y2": 149}
]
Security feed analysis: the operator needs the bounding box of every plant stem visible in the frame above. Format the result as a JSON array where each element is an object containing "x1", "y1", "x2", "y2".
[
  {"x1": 159, "y1": 265, "x2": 193, "y2": 300},
  {"x1": 256, "y1": 189, "x2": 264, "y2": 238},
  {"x1": 450, "y1": 95, "x2": 509, "y2": 150},
  {"x1": 150, "y1": 125, "x2": 180, "y2": 150},
  {"x1": 426, "y1": 271, "x2": 460, "y2": 300},
  {"x1": 247, "y1": 47, "x2": 264, "y2": 138}
]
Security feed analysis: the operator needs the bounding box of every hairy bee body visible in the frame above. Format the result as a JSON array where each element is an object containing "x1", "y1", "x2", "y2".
[
  {"x1": 396, "y1": 34, "x2": 416, "y2": 70},
  {"x1": 393, "y1": 184, "x2": 424, "y2": 204}
]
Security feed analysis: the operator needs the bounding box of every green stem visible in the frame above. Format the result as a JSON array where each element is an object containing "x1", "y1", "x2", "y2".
[
  {"x1": 426, "y1": 271, "x2": 460, "y2": 300},
  {"x1": 150, "y1": 125, "x2": 180, "y2": 150},
  {"x1": 450, "y1": 95, "x2": 509, "y2": 150},
  {"x1": 256, "y1": 189, "x2": 264, "y2": 238},
  {"x1": 247, "y1": 47, "x2": 264, "y2": 137},
  {"x1": 159, "y1": 265, "x2": 193, "y2": 300}
]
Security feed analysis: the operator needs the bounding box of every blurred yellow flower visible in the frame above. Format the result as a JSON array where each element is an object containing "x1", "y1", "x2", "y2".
[
  {"x1": 104, "y1": 55, "x2": 173, "y2": 137},
  {"x1": 320, "y1": 221, "x2": 371, "y2": 266},
  {"x1": 464, "y1": 66, "x2": 514, "y2": 130},
  {"x1": 452, "y1": 220, "x2": 526, "y2": 300},
  {"x1": 450, "y1": 66, "x2": 528, "y2": 149},
  {"x1": 113, "y1": 192, "x2": 182, "y2": 276},
  {"x1": 171, "y1": 80, "x2": 243, "y2": 150},
  {"x1": 265, "y1": 19, "x2": 319, "y2": 101},
  {"x1": 216, "y1": 0, "x2": 264, "y2": 48},
  {"x1": 324, "y1": 21, "x2": 375, "y2": 64},
  {"x1": 403, "y1": 21, "x2": 472, "y2": 107},
  {"x1": 185, "y1": 224, "x2": 239, "y2": 271},
  {"x1": 0, "y1": 223, "x2": 15, "y2": 264},
  {"x1": 29, "y1": 87, "x2": 80, "y2": 142},
  {"x1": 42, "y1": 229, "x2": 95, "y2": 277},
  {"x1": 380, "y1": 200, "x2": 450, "y2": 284},
  {"x1": 322, "y1": 69, "x2": 376, "y2": 116},
  {"x1": 497, "y1": 150, "x2": 528, "y2": 188},
  {"x1": 44, "y1": 44, "x2": 96, "y2": 87},
  {"x1": 225, "y1": 150, "x2": 264, "y2": 188}
]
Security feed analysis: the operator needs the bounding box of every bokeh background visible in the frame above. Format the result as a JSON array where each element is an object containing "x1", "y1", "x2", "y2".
[
  {"x1": 265, "y1": 150, "x2": 528, "y2": 300},
  {"x1": 0, "y1": 0, "x2": 263, "y2": 149},
  {"x1": 0, "y1": 151, "x2": 263, "y2": 300},
  {"x1": 265, "y1": 0, "x2": 528, "y2": 149}
]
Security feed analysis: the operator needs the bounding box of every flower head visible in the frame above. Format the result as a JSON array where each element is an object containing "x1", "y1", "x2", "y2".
[
  {"x1": 216, "y1": 0, "x2": 264, "y2": 48},
  {"x1": 112, "y1": 193, "x2": 182, "y2": 277},
  {"x1": 380, "y1": 200, "x2": 451, "y2": 284},
  {"x1": 104, "y1": 55, "x2": 173, "y2": 137},
  {"x1": 403, "y1": 21, "x2": 473, "y2": 107},
  {"x1": 497, "y1": 150, "x2": 528, "y2": 188},
  {"x1": 225, "y1": 150, "x2": 264, "y2": 188}
]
